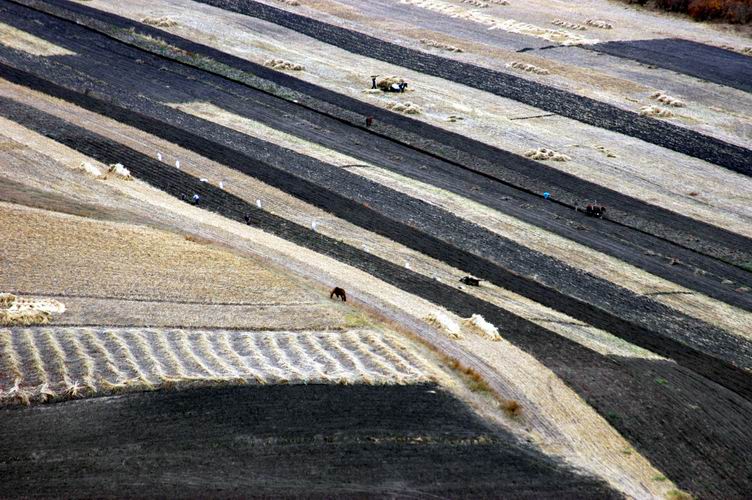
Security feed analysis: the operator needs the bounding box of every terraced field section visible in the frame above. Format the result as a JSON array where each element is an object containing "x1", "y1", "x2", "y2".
[{"x1": 1, "y1": 0, "x2": 751, "y2": 498}]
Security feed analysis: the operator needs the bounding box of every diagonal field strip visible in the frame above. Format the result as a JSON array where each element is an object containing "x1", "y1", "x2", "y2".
[
  {"x1": 3, "y1": 85, "x2": 752, "y2": 402},
  {"x1": 588, "y1": 38, "x2": 752, "y2": 94},
  {"x1": 0, "y1": 328, "x2": 432, "y2": 404},
  {"x1": 179, "y1": 0, "x2": 752, "y2": 176},
  {"x1": 8, "y1": 0, "x2": 752, "y2": 270}
]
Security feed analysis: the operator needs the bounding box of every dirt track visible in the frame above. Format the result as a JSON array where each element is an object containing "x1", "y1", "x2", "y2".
[{"x1": 0, "y1": 383, "x2": 619, "y2": 498}]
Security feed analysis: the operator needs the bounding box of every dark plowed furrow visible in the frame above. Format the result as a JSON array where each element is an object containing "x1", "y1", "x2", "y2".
[
  {"x1": 588, "y1": 38, "x2": 752, "y2": 93},
  {"x1": 0, "y1": 384, "x2": 621, "y2": 498}
]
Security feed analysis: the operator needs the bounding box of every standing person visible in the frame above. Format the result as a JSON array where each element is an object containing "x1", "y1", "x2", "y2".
[
  {"x1": 192, "y1": 193, "x2": 200, "y2": 206},
  {"x1": 366, "y1": 116, "x2": 374, "y2": 127},
  {"x1": 371, "y1": 76, "x2": 378, "y2": 89}
]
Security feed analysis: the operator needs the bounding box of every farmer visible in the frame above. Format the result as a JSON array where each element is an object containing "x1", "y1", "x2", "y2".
[
  {"x1": 192, "y1": 193, "x2": 200, "y2": 206},
  {"x1": 371, "y1": 76, "x2": 378, "y2": 89},
  {"x1": 366, "y1": 116, "x2": 374, "y2": 127}
]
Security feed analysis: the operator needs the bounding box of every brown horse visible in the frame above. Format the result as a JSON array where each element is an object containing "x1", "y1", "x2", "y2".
[{"x1": 330, "y1": 287, "x2": 347, "y2": 301}]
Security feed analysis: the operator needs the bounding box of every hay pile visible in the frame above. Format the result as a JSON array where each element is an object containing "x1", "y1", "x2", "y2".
[
  {"x1": 74, "y1": 161, "x2": 104, "y2": 178},
  {"x1": 0, "y1": 293, "x2": 65, "y2": 326},
  {"x1": 108, "y1": 163, "x2": 133, "y2": 180},
  {"x1": 639, "y1": 105, "x2": 674, "y2": 118},
  {"x1": 552, "y1": 19, "x2": 587, "y2": 30},
  {"x1": 376, "y1": 76, "x2": 406, "y2": 91},
  {"x1": 461, "y1": 0, "x2": 489, "y2": 7},
  {"x1": 420, "y1": 38, "x2": 463, "y2": 52},
  {"x1": 425, "y1": 310, "x2": 462, "y2": 339},
  {"x1": 386, "y1": 101, "x2": 422, "y2": 114},
  {"x1": 524, "y1": 148, "x2": 571, "y2": 161},
  {"x1": 462, "y1": 314, "x2": 501, "y2": 341},
  {"x1": 264, "y1": 59, "x2": 304, "y2": 71},
  {"x1": 585, "y1": 19, "x2": 613, "y2": 29},
  {"x1": 507, "y1": 61, "x2": 550, "y2": 75},
  {"x1": 649, "y1": 91, "x2": 685, "y2": 107},
  {"x1": 141, "y1": 16, "x2": 178, "y2": 28}
]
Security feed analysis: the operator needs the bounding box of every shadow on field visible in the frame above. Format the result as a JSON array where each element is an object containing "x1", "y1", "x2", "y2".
[{"x1": 0, "y1": 384, "x2": 618, "y2": 498}]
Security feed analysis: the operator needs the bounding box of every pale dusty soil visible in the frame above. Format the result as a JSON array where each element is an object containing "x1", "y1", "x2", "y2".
[
  {"x1": 75, "y1": 0, "x2": 752, "y2": 240},
  {"x1": 0, "y1": 21, "x2": 75, "y2": 57},
  {"x1": 0, "y1": 108, "x2": 672, "y2": 498},
  {"x1": 0, "y1": 326, "x2": 434, "y2": 404}
]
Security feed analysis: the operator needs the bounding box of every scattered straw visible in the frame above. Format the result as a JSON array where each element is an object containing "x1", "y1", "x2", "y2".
[{"x1": 524, "y1": 148, "x2": 571, "y2": 161}]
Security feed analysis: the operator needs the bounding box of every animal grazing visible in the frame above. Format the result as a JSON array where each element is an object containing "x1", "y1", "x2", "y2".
[
  {"x1": 330, "y1": 287, "x2": 347, "y2": 301},
  {"x1": 583, "y1": 204, "x2": 606, "y2": 218},
  {"x1": 460, "y1": 276, "x2": 481, "y2": 286}
]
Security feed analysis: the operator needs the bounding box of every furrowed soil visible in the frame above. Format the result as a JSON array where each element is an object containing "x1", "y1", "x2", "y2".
[{"x1": 0, "y1": 384, "x2": 620, "y2": 498}]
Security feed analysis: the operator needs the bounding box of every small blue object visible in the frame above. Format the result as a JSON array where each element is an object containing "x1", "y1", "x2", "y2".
[{"x1": 543, "y1": 192, "x2": 551, "y2": 199}]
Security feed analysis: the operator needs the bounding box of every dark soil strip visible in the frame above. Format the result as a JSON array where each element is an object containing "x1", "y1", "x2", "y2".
[
  {"x1": 11, "y1": 1, "x2": 752, "y2": 277},
  {"x1": 3, "y1": 67, "x2": 751, "y2": 403},
  {"x1": 588, "y1": 38, "x2": 752, "y2": 93},
  {"x1": 186, "y1": 0, "x2": 751, "y2": 176},
  {"x1": 3, "y1": 94, "x2": 752, "y2": 498},
  {"x1": 0, "y1": 384, "x2": 619, "y2": 498},
  {"x1": 21, "y1": 0, "x2": 752, "y2": 269}
]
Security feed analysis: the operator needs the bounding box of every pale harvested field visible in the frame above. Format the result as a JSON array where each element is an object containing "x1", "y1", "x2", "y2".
[
  {"x1": 75, "y1": 0, "x2": 752, "y2": 239},
  {"x1": 0, "y1": 111, "x2": 672, "y2": 497},
  {"x1": 0, "y1": 327, "x2": 434, "y2": 404},
  {"x1": 0, "y1": 21, "x2": 75, "y2": 56}
]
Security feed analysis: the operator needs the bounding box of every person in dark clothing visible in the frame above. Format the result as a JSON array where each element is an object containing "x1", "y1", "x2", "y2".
[
  {"x1": 244, "y1": 214, "x2": 252, "y2": 225},
  {"x1": 371, "y1": 76, "x2": 378, "y2": 89},
  {"x1": 366, "y1": 116, "x2": 374, "y2": 127}
]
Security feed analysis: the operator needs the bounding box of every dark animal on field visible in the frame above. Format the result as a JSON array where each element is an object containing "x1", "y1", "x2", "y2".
[
  {"x1": 582, "y1": 204, "x2": 606, "y2": 218},
  {"x1": 460, "y1": 276, "x2": 481, "y2": 286},
  {"x1": 330, "y1": 287, "x2": 347, "y2": 301}
]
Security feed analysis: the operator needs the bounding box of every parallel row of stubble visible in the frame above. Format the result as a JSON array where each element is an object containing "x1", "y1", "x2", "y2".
[{"x1": 0, "y1": 327, "x2": 434, "y2": 404}]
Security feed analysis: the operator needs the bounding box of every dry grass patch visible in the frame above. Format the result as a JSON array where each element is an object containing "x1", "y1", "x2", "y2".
[
  {"x1": 524, "y1": 148, "x2": 571, "y2": 161},
  {"x1": 141, "y1": 16, "x2": 178, "y2": 28},
  {"x1": 264, "y1": 59, "x2": 305, "y2": 71},
  {"x1": 507, "y1": 61, "x2": 551, "y2": 75}
]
